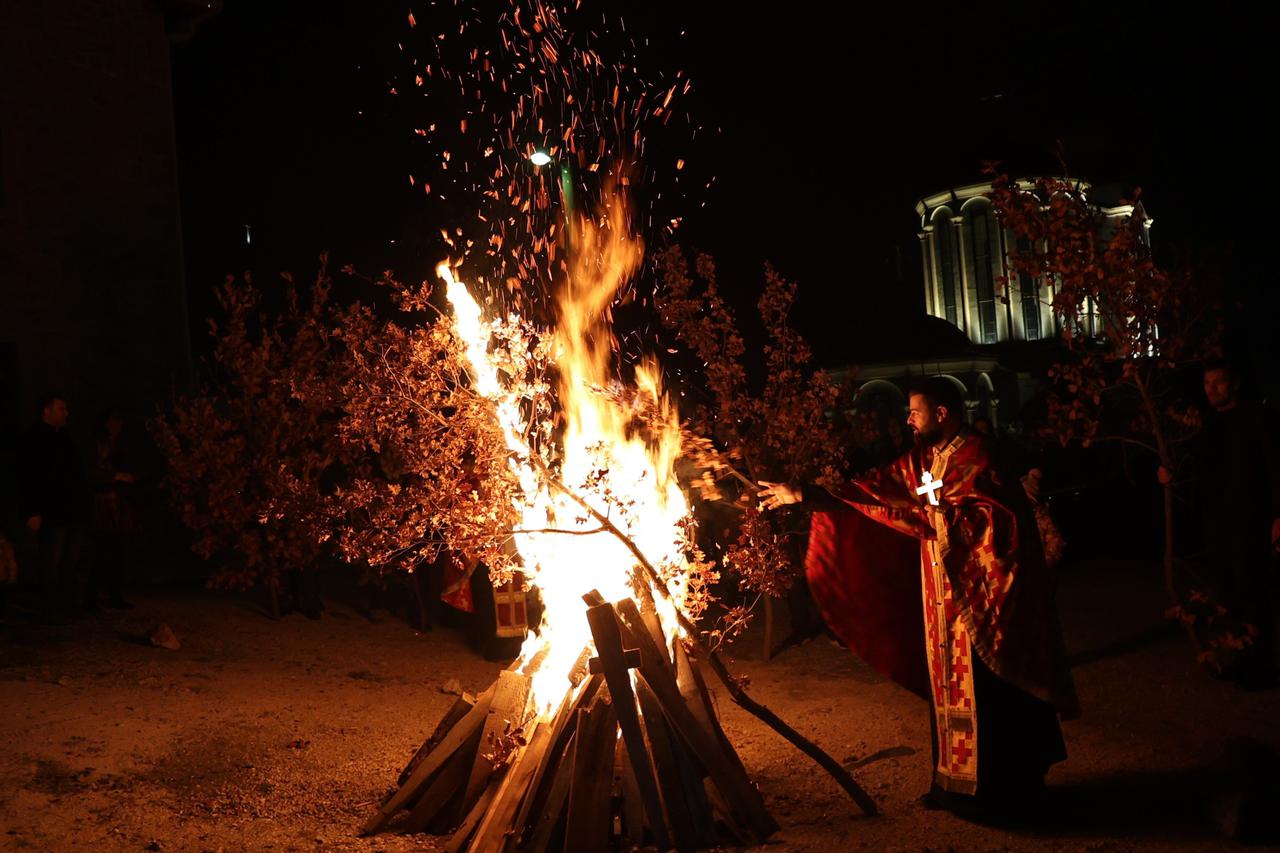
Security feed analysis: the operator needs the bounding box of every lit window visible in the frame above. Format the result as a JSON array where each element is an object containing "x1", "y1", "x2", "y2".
[
  {"x1": 934, "y1": 209, "x2": 959, "y2": 328},
  {"x1": 966, "y1": 200, "x2": 999, "y2": 344},
  {"x1": 1016, "y1": 236, "x2": 1041, "y2": 341}
]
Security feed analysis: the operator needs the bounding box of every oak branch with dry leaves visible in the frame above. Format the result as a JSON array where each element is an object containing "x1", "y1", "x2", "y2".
[
  {"x1": 152, "y1": 258, "x2": 351, "y2": 591},
  {"x1": 986, "y1": 167, "x2": 1220, "y2": 658},
  {"x1": 153, "y1": 248, "x2": 879, "y2": 814},
  {"x1": 654, "y1": 246, "x2": 857, "y2": 646}
]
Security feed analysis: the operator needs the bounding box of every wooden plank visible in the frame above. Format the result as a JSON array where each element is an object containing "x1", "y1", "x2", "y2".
[
  {"x1": 462, "y1": 670, "x2": 532, "y2": 813},
  {"x1": 634, "y1": 666, "x2": 776, "y2": 843},
  {"x1": 525, "y1": 728, "x2": 577, "y2": 853},
  {"x1": 588, "y1": 648, "x2": 641, "y2": 673},
  {"x1": 361, "y1": 689, "x2": 495, "y2": 836},
  {"x1": 670, "y1": 713, "x2": 717, "y2": 848},
  {"x1": 613, "y1": 605, "x2": 776, "y2": 847},
  {"x1": 471, "y1": 657, "x2": 594, "y2": 847},
  {"x1": 615, "y1": 598, "x2": 672, "y2": 674},
  {"x1": 468, "y1": 718, "x2": 552, "y2": 853},
  {"x1": 609, "y1": 738, "x2": 624, "y2": 840},
  {"x1": 520, "y1": 643, "x2": 550, "y2": 677},
  {"x1": 426, "y1": 776, "x2": 471, "y2": 835},
  {"x1": 585, "y1": 602, "x2": 671, "y2": 852},
  {"x1": 616, "y1": 736, "x2": 645, "y2": 845},
  {"x1": 398, "y1": 693, "x2": 477, "y2": 787},
  {"x1": 425, "y1": 687, "x2": 496, "y2": 833},
  {"x1": 643, "y1": 640, "x2": 718, "y2": 845},
  {"x1": 564, "y1": 699, "x2": 617, "y2": 853},
  {"x1": 660, "y1": 645, "x2": 721, "y2": 845},
  {"x1": 444, "y1": 776, "x2": 500, "y2": 853},
  {"x1": 400, "y1": 723, "x2": 484, "y2": 834},
  {"x1": 642, "y1": 610, "x2": 672, "y2": 668},
  {"x1": 635, "y1": 677, "x2": 698, "y2": 851},
  {"x1": 703, "y1": 777, "x2": 751, "y2": 844},
  {"x1": 673, "y1": 641, "x2": 749, "y2": 780},
  {"x1": 507, "y1": 673, "x2": 602, "y2": 849},
  {"x1": 566, "y1": 645, "x2": 594, "y2": 688}
]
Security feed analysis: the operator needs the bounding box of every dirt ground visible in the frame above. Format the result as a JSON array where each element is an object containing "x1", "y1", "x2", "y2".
[{"x1": 2, "y1": 557, "x2": 1278, "y2": 852}]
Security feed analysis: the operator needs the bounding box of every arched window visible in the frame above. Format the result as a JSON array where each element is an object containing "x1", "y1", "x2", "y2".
[
  {"x1": 1083, "y1": 297, "x2": 1099, "y2": 338},
  {"x1": 933, "y1": 208, "x2": 959, "y2": 327},
  {"x1": 855, "y1": 380, "x2": 907, "y2": 419},
  {"x1": 1016, "y1": 236, "x2": 1042, "y2": 340},
  {"x1": 976, "y1": 372, "x2": 997, "y2": 427},
  {"x1": 920, "y1": 235, "x2": 936, "y2": 317},
  {"x1": 965, "y1": 199, "x2": 999, "y2": 344}
]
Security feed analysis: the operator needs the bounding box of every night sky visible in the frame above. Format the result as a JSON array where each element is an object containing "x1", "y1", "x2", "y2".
[{"x1": 171, "y1": 4, "x2": 1269, "y2": 377}]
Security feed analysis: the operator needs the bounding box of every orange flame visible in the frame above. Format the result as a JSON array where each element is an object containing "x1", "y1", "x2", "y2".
[{"x1": 442, "y1": 195, "x2": 691, "y2": 716}]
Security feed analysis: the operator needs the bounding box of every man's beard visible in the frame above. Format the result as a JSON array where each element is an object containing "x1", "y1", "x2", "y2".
[{"x1": 912, "y1": 424, "x2": 944, "y2": 447}]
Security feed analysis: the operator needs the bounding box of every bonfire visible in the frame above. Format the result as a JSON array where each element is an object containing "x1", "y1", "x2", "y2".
[{"x1": 359, "y1": 193, "x2": 875, "y2": 851}]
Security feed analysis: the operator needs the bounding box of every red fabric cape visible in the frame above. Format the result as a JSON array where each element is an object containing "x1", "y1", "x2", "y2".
[{"x1": 805, "y1": 508, "x2": 929, "y2": 698}]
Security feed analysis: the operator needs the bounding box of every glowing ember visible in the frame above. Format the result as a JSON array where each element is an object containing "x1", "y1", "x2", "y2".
[{"x1": 441, "y1": 198, "x2": 692, "y2": 716}]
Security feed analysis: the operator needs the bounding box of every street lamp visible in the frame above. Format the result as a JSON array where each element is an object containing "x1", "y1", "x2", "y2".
[{"x1": 528, "y1": 149, "x2": 574, "y2": 228}]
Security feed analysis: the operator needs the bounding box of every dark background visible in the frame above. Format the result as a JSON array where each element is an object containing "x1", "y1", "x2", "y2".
[{"x1": 173, "y1": 3, "x2": 1268, "y2": 379}]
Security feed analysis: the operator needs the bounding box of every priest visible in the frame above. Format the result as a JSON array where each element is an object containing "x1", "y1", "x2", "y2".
[{"x1": 759, "y1": 377, "x2": 1078, "y2": 816}]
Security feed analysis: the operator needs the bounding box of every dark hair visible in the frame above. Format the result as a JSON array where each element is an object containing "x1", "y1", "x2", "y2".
[
  {"x1": 910, "y1": 376, "x2": 966, "y2": 421},
  {"x1": 1202, "y1": 357, "x2": 1239, "y2": 377},
  {"x1": 36, "y1": 393, "x2": 65, "y2": 414},
  {"x1": 94, "y1": 408, "x2": 123, "y2": 441}
]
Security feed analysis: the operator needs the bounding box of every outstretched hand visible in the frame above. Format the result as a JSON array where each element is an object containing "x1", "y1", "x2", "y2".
[{"x1": 758, "y1": 481, "x2": 801, "y2": 511}]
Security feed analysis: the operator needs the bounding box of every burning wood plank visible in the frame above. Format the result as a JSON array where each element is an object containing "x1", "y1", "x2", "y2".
[
  {"x1": 584, "y1": 600, "x2": 671, "y2": 850},
  {"x1": 615, "y1": 737, "x2": 645, "y2": 845},
  {"x1": 524, "y1": 723, "x2": 577, "y2": 853},
  {"x1": 564, "y1": 697, "x2": 618, "y2": 851},
  {"x1": 401, "y1": 725, "x2": 482, "y2": 834},
  {"x1": 634, "y1": 675, "x2": 703, "y2": 850},
  {"x1": 466, "y1": 717, "x2": 550, "y2": 852},
  {"x1": 613, "y1": 600, "x2": 778, "y2": 842},
  {"x1": 361, "y1": 686, "x2": 495, "y2": 836},
  {"x1": 507, "y1": 670, "x2": 601, "y2": 841},
  {"x1": 361, "y1": 596, "x2": 790, "y2": 851},
  {"x1": 398, "y1": 692, "x2": 477, "y2": 788},
  {"x1": 468, "y1": 650, "x2": 598, "y2": 852},
  {"x1": 462, "y1": 670, "x2": 532, "y2": 808}
]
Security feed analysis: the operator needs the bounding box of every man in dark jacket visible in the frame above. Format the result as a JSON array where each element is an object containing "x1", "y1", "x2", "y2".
[
  {"x1": 1191, "y1": 362, "x2": 1280, "y2": 688},
  {"x1": 19, "y1": 395, "x2": 88, "y2": 619},
  {"x1": 1162, "y1": 361, "x2": 1280, "y2": 687}
]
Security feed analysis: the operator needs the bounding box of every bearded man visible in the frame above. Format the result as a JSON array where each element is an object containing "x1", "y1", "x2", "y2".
[{"x1": 760, "y1": 376, "x2": 1077, "y2": 815}]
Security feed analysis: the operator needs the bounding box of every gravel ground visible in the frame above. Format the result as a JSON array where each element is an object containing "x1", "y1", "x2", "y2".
[{"x1": 2, "y1": 557, "x2": 1277, "y2": 852}]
